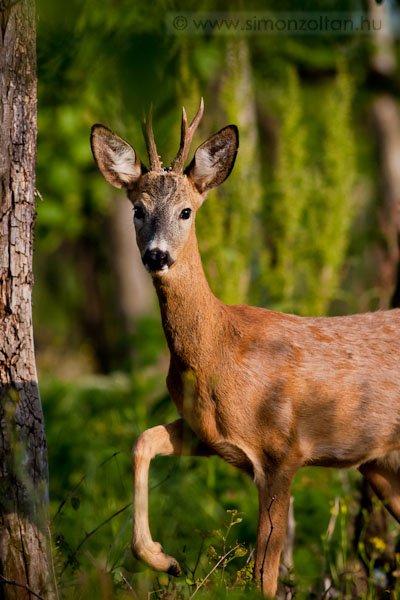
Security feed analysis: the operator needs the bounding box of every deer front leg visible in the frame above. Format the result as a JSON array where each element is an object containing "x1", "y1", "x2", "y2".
[
  {"x1": 131, "y1": 418, "x2": 213, "y2": 576},
  {"x1": 254, "y1": 470, "x2": 296, "y2": 598}
]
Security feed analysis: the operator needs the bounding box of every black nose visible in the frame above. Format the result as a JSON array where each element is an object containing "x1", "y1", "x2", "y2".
[{"x1": 142, "y1": 249, "x2": 171, "y2": 272}]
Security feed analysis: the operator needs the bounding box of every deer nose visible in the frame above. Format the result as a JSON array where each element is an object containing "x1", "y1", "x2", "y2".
[{"x1": 142, "y1": 249, "x2": 172, "y2": 272}]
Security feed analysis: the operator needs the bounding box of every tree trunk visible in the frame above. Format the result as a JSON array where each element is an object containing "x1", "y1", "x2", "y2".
[{"x1": 0, "y1": 0, "x2": 54, "y2": 598}]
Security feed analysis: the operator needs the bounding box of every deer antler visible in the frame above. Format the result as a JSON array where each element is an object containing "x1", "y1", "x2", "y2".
[
  {"x1": 142, "y1": 106, "x2": 163, "y2": 172},
  {"x1": 170, "y1": 97, "x2": 204, "y2": 173}
]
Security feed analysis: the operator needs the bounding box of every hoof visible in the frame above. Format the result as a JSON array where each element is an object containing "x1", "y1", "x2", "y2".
[
  {"x1": 131, "y1": 539, "x2": 181, "y2": 577},
  {"x1": 167, "y1": 557, "x2": 182, "y2": 577}
]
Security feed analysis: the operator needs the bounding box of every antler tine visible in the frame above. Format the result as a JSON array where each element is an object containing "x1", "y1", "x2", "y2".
[
  {"x1": 142, "y1": 106, "x2": 163, "y2": 172},
  {"x1": 170, "y1": 97, "x2": 204, "y2": 173}
]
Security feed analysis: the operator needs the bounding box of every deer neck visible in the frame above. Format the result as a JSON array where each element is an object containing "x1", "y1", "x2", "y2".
[{"x1": 152, "y1": 230, "x2": 222, "y2": 368}]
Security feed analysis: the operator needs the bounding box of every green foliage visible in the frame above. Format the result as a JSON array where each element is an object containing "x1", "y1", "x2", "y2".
[
  {"x1": 301, "y1": 61, "x2": 356, "y2": 315},
  {"x1": 197, "y1": 40, "x2": 263, "y2": 305},
  {"x1": 260, "y1": 65, "x2": 308, "y2": 311},
  {"x1": 261, "y1": 62, "x2": 356, "y2": 315}
]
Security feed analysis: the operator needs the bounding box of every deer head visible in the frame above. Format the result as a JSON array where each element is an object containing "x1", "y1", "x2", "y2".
[{"x1": 90, "y1": 100, "x2": 238, "y2": 274}]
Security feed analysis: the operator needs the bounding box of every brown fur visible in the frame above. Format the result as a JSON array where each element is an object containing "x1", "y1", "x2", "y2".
[{"x1": 91, "y1": 116, "x2": 400, "y2": 599}]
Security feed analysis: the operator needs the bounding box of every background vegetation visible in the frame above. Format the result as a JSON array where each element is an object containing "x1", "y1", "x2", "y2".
[{"x1": 34, "y1": 0, "x2": 400, "y2": 597}]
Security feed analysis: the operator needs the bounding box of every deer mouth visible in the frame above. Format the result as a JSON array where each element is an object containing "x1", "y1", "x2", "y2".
[{"x1": 145, "y1": 264, "x2": 170, "y2": 274}]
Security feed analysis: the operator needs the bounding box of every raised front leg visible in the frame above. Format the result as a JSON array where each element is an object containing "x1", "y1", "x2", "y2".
[
  {"x1": 254, "y1": 470, "x2": 296, "y2": 598},
  {"x1": 131, "y1": 418, "x2": 213, "y2": 575}
]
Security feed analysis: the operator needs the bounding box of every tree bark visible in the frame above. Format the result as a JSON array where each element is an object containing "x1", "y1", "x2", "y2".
[{"x1": 0, "y1": 0, "x2": 54, "y2": 598}]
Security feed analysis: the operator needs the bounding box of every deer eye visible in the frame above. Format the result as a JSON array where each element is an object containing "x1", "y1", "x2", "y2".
[
  {"x1": 180, "y1": 208, "x2": 192, "y2": 220},
  {"x1": 134, "y1": 206, "x2": 145, "y2": 220}
]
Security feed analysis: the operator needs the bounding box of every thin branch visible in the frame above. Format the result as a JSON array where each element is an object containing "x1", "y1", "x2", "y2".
[
  {"x1": 119, "y1": 572, "x2": 139, "y2": 599},
  {"x1": 147, "y1": 589, "x2": 163, "y2": 598},
  {"x1": 107, "y1": 515, "x2": 132, "y2": 571},
  {"x1": 246, "y1": 547, "x2": 255, "y2": 565},
  {"x1": 0, "y1": 575, "x2": 45, "y2": 600},
  {"x1": 34, "y1": 188, "x2": 44, "y2": 202},
  {"x1": 48, "y1": 522, "x2": 61, "y2": 600},
  {"x1": 52, "y1": 472, "x2": 86, "y2": 523},
  {"x1": 149, "y1": 470, "x2": 172, "y2": 491},
  {"x1": 260, "y1": 496, "x2": 276, "y2": 594},
  {"x1": 190, "y1": 543, "x2": 240, "y2": 598},
  {"x1": 326, "y1": 496, "x2": 340, "y2": 543},
  {"x1": 60, "y1": 502, "x2": 132, "y2": 576},
  {"x1": 58, "y1": 467, "x2": 174, "y2": 576},
  {"x1": 192, "y1": 536, "x2": 205, "y2": 579},
  {"x1": 53, "y1": 451, "x2": 121, "y2": 523},
  {"x1": 232, "y1": 547, "x2": 255, "y2": 588}
]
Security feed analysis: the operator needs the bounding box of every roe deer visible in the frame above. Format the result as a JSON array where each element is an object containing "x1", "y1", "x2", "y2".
[{"x1": 91, "y1": 99, "x2": 400, "y2": 598}]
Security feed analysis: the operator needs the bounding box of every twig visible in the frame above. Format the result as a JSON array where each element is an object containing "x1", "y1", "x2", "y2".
[
  {"x1": 326, "y1": 496, "x2": 340, "y2": 543},
  {"x1": 147, "y1": 589, "x2": 162, "y2": 598},
  {"x1": 321, "y1": 580, "x2": 334, "y2": 600},
  {"x1": 190, "y1": 543, "x2": 240, "y2": 598},
  {"x1": 0, "y1": 575, "x2": 45, "y2": 600},
  {"x1": 53, "y1": 472, "x2": 86, "y2": 523},
  {"x1": 119, "y1": 572, "x2": 139, "y2": 599},
  {"x1": 48, "y1": 522, "x2": 61, "y2": 600},
  {"x1": 232, "y1": 547, "x2": 255, "y2": 588},
  {"x1": 34, "y1": 188, "x2": 44, "y2": 202},
  {"x1": 260, "y1": 496, "x2": 276, "y2": 594},
  {"x1": 221, "y1": 511, "x2": 240, "y2": 582},
  {"x1": 246, "y1": 546, "x2": 255, "y2": 565},
  {"x1": 192, "y1": 536, "x2": 205, "y2": 579},
  {"x1": 58, "y1": 467, "x2": 173, "y2": 576},
  {"x1": 53, "y1": 451, "x2": 121, "y2": 523},
  {"x1": 150, "y1": 470, "x2": 172, "y2": 490},
  {"x1": 60, "y1": 502, "x2": 132, "y2": 576},
  {"x1": 107, "y1": 515, "x2": 131, "y2": 571}
]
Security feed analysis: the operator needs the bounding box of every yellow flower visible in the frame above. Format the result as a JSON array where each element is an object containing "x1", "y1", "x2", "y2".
[{"x1": 370, "y1": 536, "x2": 386, "y2": 553}]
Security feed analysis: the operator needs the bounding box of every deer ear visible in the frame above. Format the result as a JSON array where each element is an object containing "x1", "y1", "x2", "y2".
[
  {"x1": 90, "y1": 124, "x2": 146, "y2": 189},
  {"x1": 185, "y1": 125, "x2": 239, "y2": 194}
]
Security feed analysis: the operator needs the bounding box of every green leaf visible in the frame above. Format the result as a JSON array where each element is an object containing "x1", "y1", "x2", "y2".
[
  {"x1": 71, "y1": 496, "x2": 80, "y2": 510},
  {"x1": 234, "y1": 546, "x2": 247, "y2": 557}
]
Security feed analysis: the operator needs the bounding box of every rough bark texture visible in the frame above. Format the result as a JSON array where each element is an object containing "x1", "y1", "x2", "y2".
[{"x1": 0, "y1": 0, "x2": 54, "y2": 598}]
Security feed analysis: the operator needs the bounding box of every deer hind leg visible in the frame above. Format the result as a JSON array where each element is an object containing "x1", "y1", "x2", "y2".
[
  {"x1": 359, "y1": 458, "x2": 400, "y2": 523},
  {"x1": 254, "y1": 469, "x2": 296, "y2": 599},
  {"x1": 131, "y1": 418, "x2": 213, "y2": 576}
]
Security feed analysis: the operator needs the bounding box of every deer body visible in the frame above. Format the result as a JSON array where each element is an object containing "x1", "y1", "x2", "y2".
[
  {"x1": 164, "y1": 260, "x2": 400, "y2": 470},
  {"x1": 158, "y1": 237, "x2": 400, "y2": 473},
  {"x1": 91, "y1": 102, "x2": 400, "y2": 598}
]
